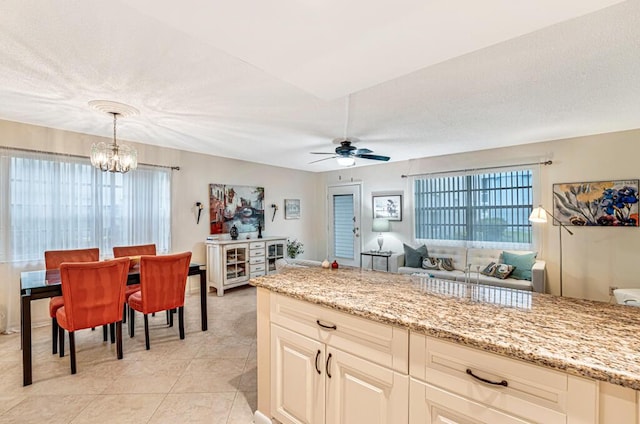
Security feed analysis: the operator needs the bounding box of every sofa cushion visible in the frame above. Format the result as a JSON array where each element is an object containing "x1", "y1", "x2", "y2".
[
  {"x1": 403, "y1": 244, "x2": 428, "y2": 268},
  {"x1": 502, "y1": 251, "x2": 537, "y2": 281},
  {"x1": 466, "y1": 248, "x2": 502, "y2": 271},
  {"x1": 454, "y1": 273, "x2": 533, "y2": 291},
  {"x1": 422, "y1": 257, "x2": 455, "y2": 271},
  {"x1": 426, "y1": 245, "x2": 467, "y2": 271},
  {"x1": 480, "y1": 262, "x2": 515, "y2": 279}
]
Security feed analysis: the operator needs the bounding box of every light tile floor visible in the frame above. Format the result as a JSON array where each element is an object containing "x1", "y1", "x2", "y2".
[{"x1": 0, "y1": 286, "x2": 257, "y2": 423}]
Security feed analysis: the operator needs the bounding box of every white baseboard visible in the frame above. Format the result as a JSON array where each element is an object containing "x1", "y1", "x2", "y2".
[{"x1": 254, "y1": 410, "x2": 272, "y2": 424}]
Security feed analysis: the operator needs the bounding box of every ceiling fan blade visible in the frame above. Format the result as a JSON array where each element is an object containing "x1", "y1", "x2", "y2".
[
  {"x1": 355, "y1": 153, "x2": 390, "y2": 161},
  {"x1": 310, "y1": 152, "x2": 336, "y2": 155},
  {"x1": 309, "y1": 156, "x2": 338, "y2": 164},
  {"x1": 353, "y1": 148, "x2": 372, "y2": 155}
]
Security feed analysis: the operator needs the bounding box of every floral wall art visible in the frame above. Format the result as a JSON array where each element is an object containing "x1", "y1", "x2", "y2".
[{"x1": 552, "y1": 180, "x2": 639, "y2": 226}]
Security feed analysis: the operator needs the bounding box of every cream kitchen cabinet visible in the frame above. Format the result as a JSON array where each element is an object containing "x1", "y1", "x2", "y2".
[
  {"x1": 409, "y1": 333, "x2": 598, "y2": 424},
  {"x1": 206, "y1": 237, "x2": 285, "y2": 296},
  {"x1": 269, "y1": 293, "x2": 409, "y2": 424}
]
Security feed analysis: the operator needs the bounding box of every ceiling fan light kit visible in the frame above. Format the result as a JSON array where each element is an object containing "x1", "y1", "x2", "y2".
[{"x1": 336, "y1": 156, "x2": 356, "y2": 166}]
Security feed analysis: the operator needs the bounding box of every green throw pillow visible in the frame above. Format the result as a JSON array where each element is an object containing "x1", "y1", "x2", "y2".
[
  {"x1": 501, "y1": 251, "x2": 537, "y2": 281},
  {"x1": 403, "y1": 244, "x2": 428, "y2": 268}
]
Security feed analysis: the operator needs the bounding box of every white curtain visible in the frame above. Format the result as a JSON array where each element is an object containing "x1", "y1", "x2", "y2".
[{"x1": 0, "y1": 147, "x2": 172, "y2": 331}]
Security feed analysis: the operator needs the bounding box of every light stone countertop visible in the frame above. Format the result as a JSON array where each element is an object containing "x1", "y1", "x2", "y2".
[{"x1": 251, "y1": 266, "x2": 640, "y2": 390}]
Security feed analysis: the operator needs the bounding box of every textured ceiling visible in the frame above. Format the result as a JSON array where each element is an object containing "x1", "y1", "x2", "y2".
[{"x1": 0, "y1": 0, "x2": 638, "y2": 172}]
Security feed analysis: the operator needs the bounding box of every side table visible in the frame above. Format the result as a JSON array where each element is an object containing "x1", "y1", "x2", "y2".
[{"x1": 360, "y1": 251, "x2": 393, "y2": 272}]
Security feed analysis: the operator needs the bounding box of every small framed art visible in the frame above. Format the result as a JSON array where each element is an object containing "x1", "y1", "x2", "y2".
[
  {"x1": 372, "y1": 194, "x2": 402, "y2": 221},
  {"x1": 284, "y1": 199, "x2": 301, "y2": 219}
]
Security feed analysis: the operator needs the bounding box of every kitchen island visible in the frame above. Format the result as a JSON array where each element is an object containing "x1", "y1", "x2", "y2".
[{"x1": 252, "y1": 267, "x2": 640, "y2": 424}]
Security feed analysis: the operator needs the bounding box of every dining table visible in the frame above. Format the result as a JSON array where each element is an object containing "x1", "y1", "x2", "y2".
[{"x1": 20, "y1": 262, "x2": 207, "y2": 386}]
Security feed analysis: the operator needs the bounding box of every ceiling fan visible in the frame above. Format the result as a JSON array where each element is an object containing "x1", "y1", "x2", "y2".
[
  {"x1": 309, "y1": 94, "x2": 390, "y2": 166},
  {"x1": 309, "y1": 138, "x2": 390, "y2": 166}
]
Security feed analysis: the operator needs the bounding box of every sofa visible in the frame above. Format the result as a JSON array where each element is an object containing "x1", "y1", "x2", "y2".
[{"x1": 389, "y1": 245, "x2": 546, "y2": 293}]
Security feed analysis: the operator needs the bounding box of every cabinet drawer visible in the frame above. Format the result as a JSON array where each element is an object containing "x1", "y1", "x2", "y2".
[
  {"x1": 250, "y1": 242, "x2": 265, "y2": 250},
  {"x1": 251, "y1": 263, "x2": 266, "y2": 272},
  {"x1": 250, "y1": 270, "x2": 265, "y2": 278},
  {"x1": 271, "y1": 293, "x2": 408, "y2": 373},
  {"x1": 249, "y1": 249, "x2": 265, "y2": 257},
  {"x1": 410, "y1": 334, "x2": 569, "y2": 423},
  {"x1": 250, "y1": 256, "x2": 265, "y2": 265}
]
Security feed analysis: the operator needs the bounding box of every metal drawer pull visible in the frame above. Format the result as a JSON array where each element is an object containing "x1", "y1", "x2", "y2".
[
  {"x1": 316, "y1": 320, "x2": 337, "y2": 330},
  {"x1": 315, "y1": 350, "x2": 321, "y2": 375},
  {"x1": 466, "y1": 369, "x2": 508, "y2": 387},
  {"x1": 326, "y1": 353, "x2": 333, "y2": 378}
]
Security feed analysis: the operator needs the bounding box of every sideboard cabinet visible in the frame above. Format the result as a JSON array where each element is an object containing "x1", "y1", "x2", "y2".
[{"x1": 206, "y1": 237, "x2": 286, "y2": 296}]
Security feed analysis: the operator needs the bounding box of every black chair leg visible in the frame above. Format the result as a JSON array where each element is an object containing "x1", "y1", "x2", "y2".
[
  {"x1": 129, "y1": 307, "x2": 135, "y2": 338},
  {"x1": 69, "y1": 331, "x2": 76, "y2": 374},
  {"x1": 165, "y1": 310, "x2": 169, "y2": 325},
  {"x1": 144, "y1": 314, "x2": 150, "y2": 350},
  {"x1": 109, "y1": 323, "x2": 115, "y2": 344},
  {"x1": 178, "y1": 306, "x2": 185, "y2": 340},
  {"x1": 122, "y1": 304, "x2": 127, "y2": 324},
  {"x1": 169, "y1": 309, "x2": 174, "y2": 327},
  {"x1": 59, "y1": 326, "x2": 65, "y2": 358},
  {"x1": 103, "y1": 325, "x2": 108, "y2": 342},
  {"x1": 116, "y1": 321, "x2": 123, "y2": 360},
  {"x1": 52, "y1": 317, "x2": 58, "y2": 355}
]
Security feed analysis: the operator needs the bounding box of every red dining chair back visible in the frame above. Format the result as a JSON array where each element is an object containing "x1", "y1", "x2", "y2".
[
  {"x1": 45, "y1": 248, "x2": 99, "y2": 270},
  {"x1": 56, "y1": 257, "x2": 129, "y2": 374},
  {"x1": 128, "y1": 251, "x2": 192, "y2": 350},
  {"x1": 113, "y1": 244, "x2": 157, "y2": 328},
  {"x1": 44, "y1": 248, "x2": 99, "y2": 355},
  {"x1": 113, "y1": 244, "x2": 156, "y2": 258}
]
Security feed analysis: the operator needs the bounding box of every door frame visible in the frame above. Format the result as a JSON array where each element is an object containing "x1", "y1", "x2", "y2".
[{"x1": 327, "y1": 182, "x2": 362, "y2": 267}]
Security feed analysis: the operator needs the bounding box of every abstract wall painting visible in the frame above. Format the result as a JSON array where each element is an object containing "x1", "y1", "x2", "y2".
[
  {"x1": 209, "y1": 184, "x2": 265, "y2": 234},
  {"x1": 552, "y1": 180, "x2": 639, "y2": 226}
]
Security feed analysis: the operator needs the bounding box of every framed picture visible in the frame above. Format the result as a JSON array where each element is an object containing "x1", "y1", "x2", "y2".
[
  {"x1": 284, "y1": 198, "x2": 301, "y2": 219},
  {"x1": 372, "y1": 194, "x2": 402, "y2": 221},
  {"x1": 552, "y1": 179, "x2": 639, "y2": 226},
  {"x1": 209, "y1": 184, "x2": 265, "y2": 234}
]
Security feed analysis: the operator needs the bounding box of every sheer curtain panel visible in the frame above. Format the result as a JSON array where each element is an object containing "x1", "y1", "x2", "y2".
[{"x1": 1, "y1": 148, "x2": 171, "y2": 263}]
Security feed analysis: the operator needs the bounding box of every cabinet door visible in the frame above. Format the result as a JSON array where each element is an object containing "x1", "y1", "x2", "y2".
[
  {"x1": 409, "y1": 378, "x2": 530, "y2": 424},
  {"x1": 271, "y1": 324, "x2": 325, "y2": 424},
  {"x1": 326, "y1": 347, "x2": 408, "y2": 424}
]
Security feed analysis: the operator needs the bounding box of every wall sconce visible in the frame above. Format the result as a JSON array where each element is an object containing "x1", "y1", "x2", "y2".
[
  {"x1": 196, "y1": 202, "x2": 204, "y2": 224},
  {"x1": 271, "y1": 203, "x2": 278, "y2": 222}
]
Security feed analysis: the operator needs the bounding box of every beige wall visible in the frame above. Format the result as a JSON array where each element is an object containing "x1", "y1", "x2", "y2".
[
  {"x1": 2, "y1": 118, "x2": 638, "y2": 331},
  {"x1": 321, "y1": 128, "x2": 640, "y2": 301}
]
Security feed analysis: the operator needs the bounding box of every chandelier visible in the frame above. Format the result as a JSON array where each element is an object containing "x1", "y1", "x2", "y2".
[{"x1": 89, "y1": 100, "x2": 139, "y2": 173}]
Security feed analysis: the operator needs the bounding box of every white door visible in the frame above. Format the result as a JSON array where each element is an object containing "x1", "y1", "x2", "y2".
[
  {"x1": 271, "y1": 324, "x2": 325, "y2": 424},
  {"x1": 325, "y1": 347, "x2": 409, "y2": 424},
  {"x1": 328, "y1": 184, "x2": 361, "y2": 267}
]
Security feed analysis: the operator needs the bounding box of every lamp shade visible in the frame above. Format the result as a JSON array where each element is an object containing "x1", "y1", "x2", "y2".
[
  {"x1": 372, "y1": 218, "x2": 390, "y2": 232},
  {"x1": 529, "y1": 207, "x2": 548, "y2": 223}
]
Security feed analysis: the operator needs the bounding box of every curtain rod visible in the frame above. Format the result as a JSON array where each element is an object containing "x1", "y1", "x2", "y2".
[
  {"x1": 0, "y1": 145, "x2": 180, "y2": 170},
  {"x1": 401, "y1": 160, "x2": 552, "y2": 178}
]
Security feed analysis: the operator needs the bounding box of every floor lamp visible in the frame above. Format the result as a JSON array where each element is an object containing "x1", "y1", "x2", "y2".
[{"x1": 529, "y1": 205, "x2": 574, "y2": 296}]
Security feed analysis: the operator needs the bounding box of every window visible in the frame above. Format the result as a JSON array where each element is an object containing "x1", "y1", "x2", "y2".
[
  {"x1": 414, "y1": 170, "x2": 533, "y2": 246},
  {"x1": 0, "y1": 148, "x2": 171, "y2": 262}
]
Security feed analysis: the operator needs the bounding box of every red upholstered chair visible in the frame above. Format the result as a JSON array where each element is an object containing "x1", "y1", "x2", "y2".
[
  {"x1": 113, "y1": 244, "x2": 157, "y2": 324},
  {"x1": 56, "y1": 257, "x2": 129, "y2": 374},
  {"x1": 128, "y1": 252, "x2": 192, "y2": 350},
  {"x1": 44, "y1": 248, "x2": 99, "y2": 355}
]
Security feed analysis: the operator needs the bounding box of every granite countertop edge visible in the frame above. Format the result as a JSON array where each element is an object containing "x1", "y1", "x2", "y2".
[{"x1": 251, "y1": 268, "x2": 640, "y2": 391}]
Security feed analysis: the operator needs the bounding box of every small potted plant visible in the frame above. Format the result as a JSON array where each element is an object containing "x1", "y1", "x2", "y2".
[{"x1": 287, "y1": 239, "x2": 304, "y2": 259}]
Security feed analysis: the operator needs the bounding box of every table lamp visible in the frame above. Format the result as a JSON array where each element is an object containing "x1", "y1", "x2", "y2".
[{"x1": 372, "y1": 218, "x2": 390, "y2": 252}]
